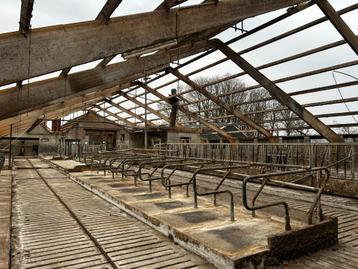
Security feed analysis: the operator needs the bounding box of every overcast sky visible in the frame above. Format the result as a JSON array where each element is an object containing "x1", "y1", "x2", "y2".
[{"x1": 0, "y1": 0, "x2": 357, "y2": 132}]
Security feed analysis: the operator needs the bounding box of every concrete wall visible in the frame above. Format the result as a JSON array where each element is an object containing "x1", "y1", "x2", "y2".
[
  {"x1": 116, "y1": 129, "x2": 131, "y2": 148},
  {"x1": 167, "y1": 132, "x2": 201, "y2": 143},
  {"x1": 0, "y1": 124, "x2": 58, "y2": 156},
  {"x1": 65, "y1": 126, "x2": 86, "y2": 141}
]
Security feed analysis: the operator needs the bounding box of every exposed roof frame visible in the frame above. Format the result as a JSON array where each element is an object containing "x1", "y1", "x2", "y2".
[
  {"x1": 19, "y1": 0, "x2": 34, "y2": 36},
  {"x1": 138, "y1": 82, "x2": 237, "y2": 143},
  {"x1": 104, "y1": 98, "x2": 157, "y2": 127},
  {"x1": 212, "y1": 39, "x2": 344, "y2": 143},
  {"x1": 140, "y1": 3, "x2": 356, "y2": 106},
  {"x1": 92, "y1": 104, "x2": 138, "y2": 128},
  {"x1": 60, "y1": 0, "x2": 123, "y2": 77},
  {"x1": 315, "y1": 0, "x2": 358, "y2": 55},
  {"x1": 0, "y1": 0, "x2": 306, "y2": 86},
  {"x1": 169, "y1": 68, "x2": 274, "y2": 139}
]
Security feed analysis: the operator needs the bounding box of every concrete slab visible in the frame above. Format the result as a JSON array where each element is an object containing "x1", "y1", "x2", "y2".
[{"x1": 47, "y1": 159, "x2": 338, "y2": 269}]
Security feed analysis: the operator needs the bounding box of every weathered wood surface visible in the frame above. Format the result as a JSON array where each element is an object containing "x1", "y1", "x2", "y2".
[{"x1": 0, "y1": 0, "x2": 305, "y2": 86}]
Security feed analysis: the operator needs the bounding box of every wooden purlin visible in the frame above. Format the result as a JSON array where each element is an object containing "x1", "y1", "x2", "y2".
[
  {"x1": 212, "y1": 39, "x2": 344, "y2": 143},
  {"x1": 60, "y1": 0, "x2": 123, "y2": 77},
  {"x1": 0, "y1": 0, "x2": 306, "y2": 86},
  {"x1": 92, "y1": 104, "x2": 138, "y2": 128},
  {"x1": 119, "y1": 92, "x2": 172, "y2": 124},
  {"x1": 315, "y1": 0, "x2": 358, "y2": 55},
  {"x1": 169, "y1": 68, "x2": 273, "y2": 139},
  {"x1": 104, "y1": 98, "x2": 156, "y2": 127},
  {"x1": 137, "y1": 82, "x2": 237, "y2": 143}
]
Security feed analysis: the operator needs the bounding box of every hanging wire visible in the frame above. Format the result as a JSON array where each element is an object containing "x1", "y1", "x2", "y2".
[
  {"x1": 332, "y1": 70, "x2": 358, "y2": 124},
  {"x1": 176, "y1": 3, "x2": 181, "y2": 93}
]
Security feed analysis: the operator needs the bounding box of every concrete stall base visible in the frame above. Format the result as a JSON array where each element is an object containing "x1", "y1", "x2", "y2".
[{"x1": 46, "y1": 158, "x2": 338, "y2": 269}]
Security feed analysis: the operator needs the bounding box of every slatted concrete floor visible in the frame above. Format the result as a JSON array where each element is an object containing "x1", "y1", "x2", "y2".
[{"x1": 11, "y1": 159, "x2": 211, "y2": 269}]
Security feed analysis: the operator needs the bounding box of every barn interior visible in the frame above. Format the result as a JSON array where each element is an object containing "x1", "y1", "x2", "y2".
[{"x1": 0, "y1": 1, "x2": 357, "y2": 268}]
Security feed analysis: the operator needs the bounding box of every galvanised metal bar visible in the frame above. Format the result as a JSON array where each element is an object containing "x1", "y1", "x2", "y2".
[
  {"x1": 159, "y1": 142, "x2": 358, "y2": 180},
  {"x1": 137, "y1": 158, "x2": 186, "y2": 192},
  {"x1": 242, "y1": 169, "x2": 306, "y2": 231},
  {"x1": 192, "y1": 164, "x2": 250, "y2": 221},
  {"x1": 110, "y1": 156, "x2": 161, "y2": 180},
  {"x1": 160, "y1": 160, "x2": 215, "y2": 198}
]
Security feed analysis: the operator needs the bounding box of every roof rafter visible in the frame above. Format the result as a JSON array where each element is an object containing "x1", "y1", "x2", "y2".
[
  {"x1": 315, "y1": 0, "x2": 358, "y2": 55},
  {"x1": 92, "y1": 104, "x2": 137, "y2": 128},
  {"x1": 60, "y1": 0, "x2": 123, "y2": 77},
  {"x1": 169, "y1": 68, "x2": 274, "y2": 140},
  {"x1": 137, "y1": 82, "x2": 237, "y2": 143},
  {"x1": 119, "y1": 92, "x2": 172, "y2": 124},
  {"x1": 19, "y1": 0, "x2": 34, "y2": 36},
  {"x1": 96, "y1": 0, "x2": 122, "y2": 22},
  {"x1": 0, "y1": 0, "x2": 306, "y2": 86},
  {"x1": 104, "y1": 98, "x2": 156, "y2": 127},
  {"x1": 211, "y1": 39, "x2": 344, "y2": 143}
]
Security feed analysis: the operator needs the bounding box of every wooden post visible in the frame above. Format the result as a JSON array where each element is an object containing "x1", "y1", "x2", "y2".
[
  {"x1": 8, "y1": 124, "x2": 13, "y2": 169},
  {"x1": 144, "y1": 88, "x2": 148, "y2": 149}
]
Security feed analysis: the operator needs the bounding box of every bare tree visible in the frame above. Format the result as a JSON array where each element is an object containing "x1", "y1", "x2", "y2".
[{"x1": 156, "y1": 75, "x2": 315, "y2": 137}]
